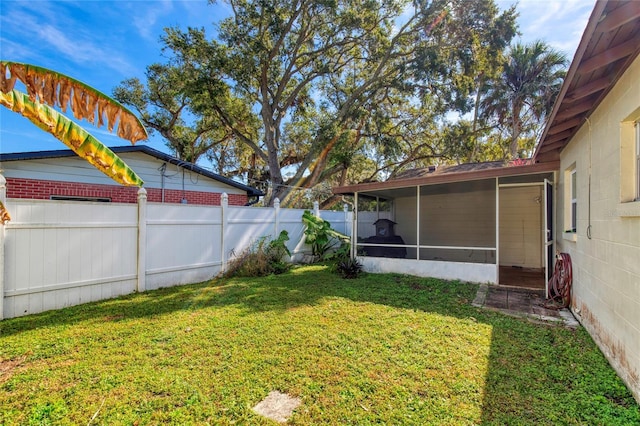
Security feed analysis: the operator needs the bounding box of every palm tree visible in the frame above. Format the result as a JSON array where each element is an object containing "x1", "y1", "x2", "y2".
[
  {"x1": 0, "y1": 61, "x2": 147, "y2": 187},
  {"x1": 481, "y1": 41, "x2": 567, "y2": 159}
]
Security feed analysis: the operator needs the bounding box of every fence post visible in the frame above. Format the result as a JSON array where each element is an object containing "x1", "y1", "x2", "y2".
[
  {"x1": 137, "y1": 187, "x2": 147, "y2": 293},
  {"x1": 274, "y1": 197, "x2": 280, "y2": 237},
  {"x1": 343, "y1": 203, "x2": 349, "y2": 236},
  {"x1": 221, "y1": 193, "x2": 228, "y2": 273},
  {"x1": 313, "y1": 200, "x2": 320, "y2": 218},
  {"x1": 0, "y1": 174, "x2": 6, "y2": 320}
]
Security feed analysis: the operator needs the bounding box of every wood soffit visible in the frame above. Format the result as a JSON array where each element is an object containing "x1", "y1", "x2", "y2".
[{"x1": 534, "y1": 0, "x2": 640, "y2": 163}]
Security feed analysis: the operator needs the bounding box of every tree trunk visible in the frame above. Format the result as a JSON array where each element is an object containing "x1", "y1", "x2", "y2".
[{"x1": 509, "y1": 102, "x2": 522, "y2": 159}]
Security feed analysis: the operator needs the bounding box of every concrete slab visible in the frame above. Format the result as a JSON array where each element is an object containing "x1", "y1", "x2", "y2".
[
  {"x1": 475, "y1": 285, "x2": 578, "y2": 328},
  {"x1": 253, "y1": 391, "x2": 301, "y2": 423}
]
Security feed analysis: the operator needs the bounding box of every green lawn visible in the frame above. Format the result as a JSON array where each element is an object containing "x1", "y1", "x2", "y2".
[{"x1": 1, "y1": 265, "x2": 638, "y2": 425}]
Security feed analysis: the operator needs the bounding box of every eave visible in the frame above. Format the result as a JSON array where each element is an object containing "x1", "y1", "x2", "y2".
[
  {"x1": 333, "y1": 161, "x2": 559, "y2": 195},
  {"x1": 534, "y1": 0, "x2": 640, "y2": 162}
]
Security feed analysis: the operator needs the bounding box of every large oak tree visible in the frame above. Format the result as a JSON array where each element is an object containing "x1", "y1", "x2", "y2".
[{"x1": 115, "y1": 0, "x2": 517, "y2": 206}]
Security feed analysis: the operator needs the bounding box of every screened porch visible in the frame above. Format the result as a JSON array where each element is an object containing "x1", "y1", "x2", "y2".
[{"x1": 349, "y1": 171, "x2": 555, "y2": 288}]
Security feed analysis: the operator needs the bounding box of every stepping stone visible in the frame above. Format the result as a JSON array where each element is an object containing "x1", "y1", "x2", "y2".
[{"x1": 253, "y1": 390, "x2": 301, "y2": 423}]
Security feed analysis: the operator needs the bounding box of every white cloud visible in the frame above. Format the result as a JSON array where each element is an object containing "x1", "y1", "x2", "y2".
[
  {"x1": 1, "y1": 5, "x2": 136, "y2": 77},
  {"x1": 503, "y1": 0, "x2": 596, "y2": 57},
  {"x1": 131, "y1": 0, "x2": 174, "y2": 39}
]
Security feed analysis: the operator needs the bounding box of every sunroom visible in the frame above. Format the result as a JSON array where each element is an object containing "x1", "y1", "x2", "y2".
[{"x1": 333, "y1": 160, "x2": 559, "y2": 292}]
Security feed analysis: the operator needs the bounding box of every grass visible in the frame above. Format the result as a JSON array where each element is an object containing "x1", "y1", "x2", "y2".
[{"x1": 1, "y1": 265, "x2": 638, "y2": 425}]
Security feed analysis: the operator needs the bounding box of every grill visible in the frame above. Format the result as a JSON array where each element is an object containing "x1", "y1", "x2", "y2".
[{"x1": 361, "y1": 219, "x2": 406, "y2": 258}]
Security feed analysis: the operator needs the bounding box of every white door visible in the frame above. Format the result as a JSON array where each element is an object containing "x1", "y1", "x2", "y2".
[{"x1": 544, "y1": 179, "x2": 554, "y2": 298}]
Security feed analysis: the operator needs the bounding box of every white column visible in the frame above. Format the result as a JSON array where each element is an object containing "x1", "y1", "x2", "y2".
[
  {"x1": 352, "y1": 193, "x2": 359, "y2": 258},
  {"x1": 343, "y1": 203, "x2": 349, "y2": 237},
  {"x1": 274, "y1": 197, "x2": 280, "y2": 237},
  {"x1": 416, "y1": 186, "x2": 420, "y2": 260},
  {"x1": 221, "y1": 193, "x2": 228, "y2": 273},
  {"x1": 137, "y1": 187, "x2": 147, "y2": 293},
  {"x1": 495, "y1": 178, "x2": 500, "y2": 285},
  {"x1": 0, "y1": 174, "x2": 6, "y2": 320},
  {"x1": 313, "y1": 200, "x2": 320, "y2": 217}
]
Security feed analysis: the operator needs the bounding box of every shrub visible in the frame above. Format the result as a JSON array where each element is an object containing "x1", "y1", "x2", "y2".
[
  {"x1": 302, "y1": 210, "x2": 349, "y2": 260},
  {"x1": 335, "y1": 256, "x2": 363, "y2": 279},
  {"x1": 327, "y1": 242, "x2": 363, "y2": 279},
  {"x1": 225, "y1": 231, "x2": 291, "y2": 277}
]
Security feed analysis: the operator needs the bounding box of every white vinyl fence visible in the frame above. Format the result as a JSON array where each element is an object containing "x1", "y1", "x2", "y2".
[{"x1": 0, "y1": 176, "x2": 352, "y2": 319}]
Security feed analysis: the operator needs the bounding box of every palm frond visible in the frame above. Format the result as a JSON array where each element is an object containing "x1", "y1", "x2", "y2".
[
  {"x1": 0, "y1": 89, "x2": 144, "y2": 187},
  {"x1": 0, "y1": 61, "x2": 148, "y2": 144},
  {"x1": 0, "y1": 200, "x2": 10, "y2": 224}
]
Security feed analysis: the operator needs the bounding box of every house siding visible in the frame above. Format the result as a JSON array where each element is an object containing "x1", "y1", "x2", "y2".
[
  {"x1": 1, "y1": 151, "x2": 251, "y2": 206},
  {"x1": 557, "y1": 54, "x2": 640, "y2": 401}
]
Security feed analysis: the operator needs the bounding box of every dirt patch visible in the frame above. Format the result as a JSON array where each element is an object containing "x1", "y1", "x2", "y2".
[
  {"x1": 0, "y1": 356, "x2": 27, "y2": 384},
  {"x1": 103, "y1": 314, "x2": 125, "y2": 321},
  {"x1": 410, "y1": 282, "x2": 428, "y2": 290},
  {"x1": 253, "y1": 390, "x2": 301, "y2": 423}
]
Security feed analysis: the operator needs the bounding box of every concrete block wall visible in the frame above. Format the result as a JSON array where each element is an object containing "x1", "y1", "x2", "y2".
[{"x1": 557, "y1": 55, "x2": 640, "y2": 401}]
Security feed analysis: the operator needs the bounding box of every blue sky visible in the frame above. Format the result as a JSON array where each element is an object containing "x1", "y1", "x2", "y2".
[{"x1": 0, "y1": 0, "x2": 596, "y2": 164}]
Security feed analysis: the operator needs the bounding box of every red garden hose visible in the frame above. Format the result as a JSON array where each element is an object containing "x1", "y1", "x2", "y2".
[{"x1": 548, "y1": 252, "x2": 573, "y2": 308}]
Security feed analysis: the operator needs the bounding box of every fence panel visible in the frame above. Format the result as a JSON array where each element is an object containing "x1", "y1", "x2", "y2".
[
  {"x1": 225, "y1": 206, "x2": 278, "y2": 260},
  {"x1": 3, "y1": 199, "x2": 138, "y2": 318},
  {"x1": 276, "y1": 207, "x2": 307, "y2": 259},
  {"x1": 145, "y1": 203, "x2": 223, "y2": 290},
  {"x1": 1, "y1": 193, "x2": 355, "y2": 319},
  {"x1": 319, "y1": 209, "x2": 351, "y2": 236}
]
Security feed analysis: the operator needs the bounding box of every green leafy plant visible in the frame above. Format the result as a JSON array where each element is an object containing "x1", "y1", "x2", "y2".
[
  {"x1": 326, "y1": 242, "x2": 362, "y2": 279},
  {"x1": 335, "y1": 256, "x2": 363, "y2": 279},
  {"x1": 225, "y1": 230, "x2": 291, "y2": 277},
  {"x1": 302, "y1": 210, "x2": 349, "y2": 259},
  {"x1": 267, "y1": 230, "x2": 292, "y2": 274}
]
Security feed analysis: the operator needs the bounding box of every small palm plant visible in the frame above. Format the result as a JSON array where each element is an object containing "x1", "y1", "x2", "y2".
[{"x1": 0, "y1": 61, "x2": 147, "y2": 187}]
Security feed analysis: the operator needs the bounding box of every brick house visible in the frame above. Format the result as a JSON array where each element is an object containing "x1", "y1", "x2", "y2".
[{"x1": 0, "y1": 145, "x2": 262, "y2": 206}]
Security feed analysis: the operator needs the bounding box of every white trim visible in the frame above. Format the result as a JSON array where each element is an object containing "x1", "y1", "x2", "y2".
[
  {"x1": 4, "y1": 274, "x2": 137, "y2": 297},
  {"x1": 416, "y1": 186, "x2": 420, "y2": 260},
  {"x1": 544, "y1": 179, "x2": 554, "y2": 298},
  {"x1": 420, "y1": 244, "x2": 496, "y2": 251},
  {"x1": 570, "y1": 168, "x2": 577, "y2": 231},
  {"x1": 498, "y1": 182, "x2": 545, "y2": 188},
  {"x1": 357, "y1": 243, "x2": 417, "y2": 249},
  {"x1": 358, "y1": 256, "x2": 497, "y2": 284},
  {"x1": 146, "y1": 261, "x2": 223, "y2": 275},
  {"x1": 356, "y1": 243, "x2": 496, "y2": 251},
  {"x1": 495, "y1": 178, "x2": 500, "y2": 285},
  {"x1": 615, "y1": 200, "x2": 640, "y2": 217},
  {"x1": 6, "y1": 222, "x2": 137, "y2": 229},
  {"x1": 352, "y1": 192, "x2": 359, "y2": 259},
  {"x1": 635, "y1": 120, "x2": 640, "y2": 200},
  {"x1": 147, "y1": 220, "x2": 222, "y2": 226}
]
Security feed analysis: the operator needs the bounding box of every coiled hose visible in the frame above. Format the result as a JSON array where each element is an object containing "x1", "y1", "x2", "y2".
[{"x1": 548, "y1": 252, "x2": 573, "y2": 308}]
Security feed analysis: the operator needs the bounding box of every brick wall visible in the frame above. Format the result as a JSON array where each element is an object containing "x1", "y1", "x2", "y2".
[{"x1": 6, "y1": 177, "x2": 248, "y2": 206}]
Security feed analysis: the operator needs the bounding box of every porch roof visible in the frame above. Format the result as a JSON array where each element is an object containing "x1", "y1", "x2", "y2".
[
  {"x1": 333, "y1": 160, "x2": 559, "y2": 195},
  {"x1": 533, "y1": 0, "x2": 640, "y2": 162}
]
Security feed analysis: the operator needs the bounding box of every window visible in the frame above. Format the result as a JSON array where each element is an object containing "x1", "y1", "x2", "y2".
[
  {"x1": 564, "y1": 165, "x2": 577, "y2": 233},
  {"x1": 620, "y1": 109, "x2": 640, "y2": 206},
  {"x1": 50, "y1": 196, "x2": 111, "y2": 202},
  {"x1": 636, "y1": 120, "x2": 640, "y2": 200},
  {"x1": 570, "y1": 169, "x2": 577, "y2": 232}
]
